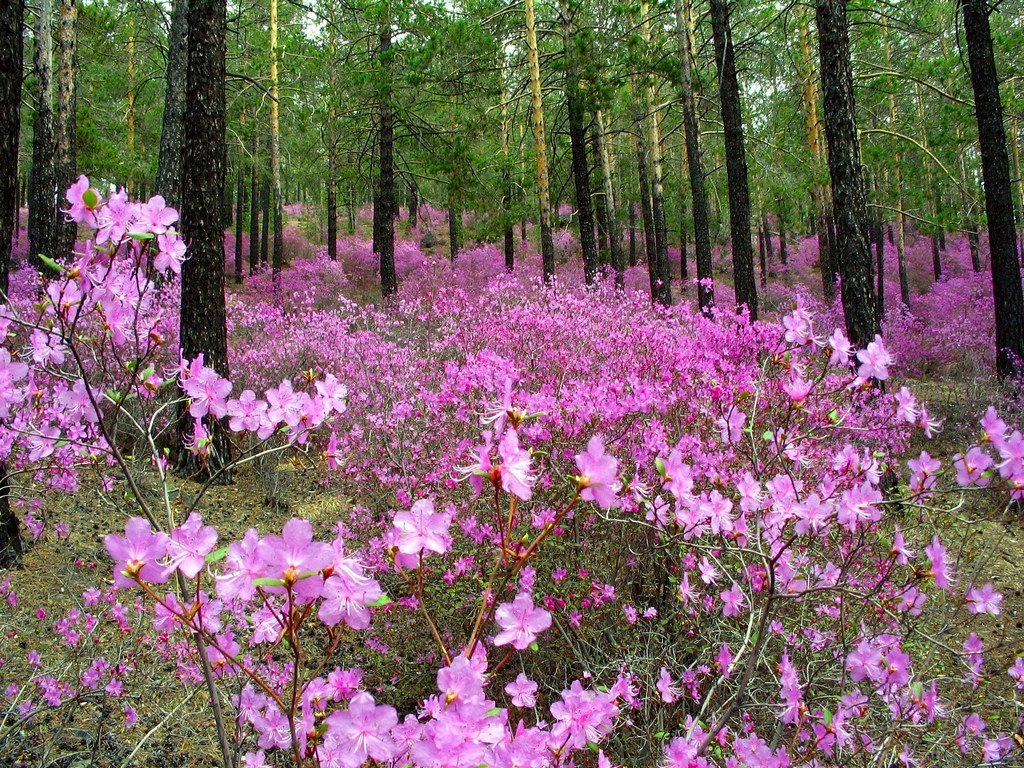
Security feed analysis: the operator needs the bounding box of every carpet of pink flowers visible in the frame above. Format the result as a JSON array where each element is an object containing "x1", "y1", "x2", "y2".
[{"x1": 1, "y1": 182, "x2": 1023, "y2": 768}]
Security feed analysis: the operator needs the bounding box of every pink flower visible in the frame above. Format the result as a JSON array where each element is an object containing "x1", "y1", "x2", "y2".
[
  {"x1": 154, "y1": 233, "x2": 186, "y2": 275},
  {"x1": 64, "y1": 175, "x2": 100, "y2": 226},
  {"x1": 574, "y1": 435, "x2": 620, "y2": 509},
  {"x1": 134, "y1": 195, "x2": 179, "y2": 235},
  {"x1": 716, "y1": 407, "x2": 746, "y2": 444},
  {"x1": 953, "y1": 446, "x2": 993, "y2": 487},
  {"x1": 719, "y1": 583, "x2": 746, "y2": 617},
  {"x1": 256, "y1": 518, "x2": 333, "y2": 603},
  {"x1": 390, "y1": 499, "x2": 452, "y2": 567},
  {"x1": 497, "y1": 429, "x2": 534, "y2": 501},
  {"x1": 323, "y1": 692, "x2": 397, "y2": 762},
  {"x1": 827, "y1": 327, "x2": 852, "y2": 366},
  {"x1": 965, "y1": 583, "x2": 1002, "y2": 615},
  {"x1": 166, "y1": 512, "x2": 218, "y2": 579},
  {"x1": 856, "y1": 335, "x2": 894, "y2": 381},
  {"x1": 656, "y1": 667, "x2": 680, "y2": 703},
  {"x1": 104, "y1": 518, "x2": 170, "y2": 587},
  {"x1": 1008, "y1": 657, "x2": 1024, "y2": 689},
  {"x1": 549, "y1": 681, "x2": 618, "y2": 749},
  {"x1": 317, "y1": 553, "x2": 382, "y2": 630},
  {"x1": 494, "y1": 593, "x2": 551, "y2": 650},
  {"x1": 925, "y1": 535, "x2": 954, "y2": 591},
  {"x1": 182, "y1": 361, "x2": 232, "y2": 419},
  {"x1": 505, "y1": 673, "x2": 538, "y2": 707}
]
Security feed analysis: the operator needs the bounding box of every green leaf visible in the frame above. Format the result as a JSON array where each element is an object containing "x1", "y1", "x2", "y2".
[
  {"x1": 369, "y1": 594, "x2": 392, "y2": 608},
  {"x1": 81, "y1": 188, "x2": 100, "y2": 209},
  {"x1": 655, "y1": 456, "x2": 666, "y2": 476},
  {"x1": 485, "y1": 707, "x2": 501, "y2": 717},
  {"x1": 206, "y1": 546, "x2": 229, "y2": 563},
  {"x1": 253, "y1": 577, "x2": 287, "y2": 587},
  {"x1": 529, "y1": 641, "x2": 539, "y2": 652},
  {"x1": 37, "y1": 254, "x2": 64, "y2": 274}
]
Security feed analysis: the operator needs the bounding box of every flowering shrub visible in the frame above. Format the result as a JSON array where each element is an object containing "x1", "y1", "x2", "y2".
[{"x1": 1, "y1": 183, "x2": 1023, "y2": 767}]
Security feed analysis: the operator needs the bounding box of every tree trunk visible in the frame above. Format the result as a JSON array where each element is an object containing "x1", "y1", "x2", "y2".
[
  {"x1": 962, "y1": 0, "x2": 1024, "y2": 379},
  {"x1": 326, "y1": 175, "x2": 337, "y2": 261},
  {"x1": 799, "y1": 18, "x2": 835, "y2": 304},
  {"x1": 634, "y1": 98, "x2": 658, "y2": 302},
  {"x1": 29, "y1": 0, "x2": 55, "y2": 271},
  {"x1": 710, "y1": 0, "x2": 756, "y2": 319},
  {"x1": 525, "y1": 0, "x2": 554, "y2": 282},
  {"x1": 561, "y1": 2, "x2": 598, "y2": 286},
  {"x1": 375, "y1": 25, "x2": 397, "y2": 298},
  {"x1": 260, "y1": 178, "x2": 269, "y2": 266},
  {"x1": 408, "y1": 179, "x2": 418, "y2": 228},
  {"x1": 816, "y1": 0, "x2": 876, "y2": 347},
  {"x1": 757, "y1": 217, "x2": 767, "y2": 288},
  {"x1": 233, "y1": 162, "x2": 243, "y2": 283},
  {"x1": 269, "y1": 0, "x2": 283, "y2": 281},
  {"x1": 777, "y1": 201, "x2": 788, "y2": 264},
  {"x1": 627, "y1": 197, "x2": 636, "y2": 267},
  {"x1": 447, "y1": 200, "x2": 460, "y2": 262},
  {"x1": 501, "y1": 87, "x2": 514, "y2": 272},
  {"x1": 248, "y1": 143, "x2": 258, "y2": 274},
  {"x1": 596, "y1": 108, "x2": 624, "y2": 288},
  {"x1": 0, "y1": 0, "x2": 23, "y2": 568},
  {"x1": 178, "y1": 0, "x2": 230, "y2": 476},
  {"x1": 155, "y1": 0, "x2": 188, "y2": 207},
  {"x1": 53, "y1": 0, "x2": 76, "y2": 261},
  {"x1": 640, "y1": 0, "x2": 670, "y2": 305}
]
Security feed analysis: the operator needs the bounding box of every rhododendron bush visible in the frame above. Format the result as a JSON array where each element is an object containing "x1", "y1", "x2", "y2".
[{"x1": 1, "y1": 183, "x2": 1023, "y2": 768}]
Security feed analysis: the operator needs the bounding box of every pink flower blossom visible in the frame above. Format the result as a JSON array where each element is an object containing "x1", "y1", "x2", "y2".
[
  {"x1": 574, "y1": 435, "x2": 620, "y2": 509},
  {"x1": 494, "y1": 592, "x2": 551, "y2": 650}
]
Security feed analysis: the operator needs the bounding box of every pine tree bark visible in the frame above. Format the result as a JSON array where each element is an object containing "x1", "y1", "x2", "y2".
[
  {"x1": 178, "y1": 0, "x2": 230, "y2": 477},
  {"x1": 233, "y1": 162, "x2": 244, "y2": 283},
  {"x1": 374, "y1": 24, "x2": 397, "y2": 298},
  {"x1": 962, "y1": 0, "x2": 1024, "y2": 379},
  {"x1": 501, "y1": 87, "x2": 514, "y2": 272},
  {"x1": 640, "y1": 0, "x2": 670, "y2": 305},
  {"x1": 53, "y1": 0, "x2": 75, "y2": 261},
  {"x1": 248, "y1": 143, "x2": 258, "y2": 274},
  {"x1": 155, "y1": 0, "x2": 188, "y2": 207},
  {"x1": 326, "y1": 176, "x2": 337, "y2": 261},
  {"x1": 269, "y1": 0, "x2": 283, "y2": 281},
  {"x1": 677, "y1": 0, "x2": 713, "y2": 313},
  {"x1": 561, "y1": 1, "x2": 598, "y2": 286},
  {"x1": 260, "y1": 178, "x2": 269, "y2": 266},
  {"x1": 799, "y1": 18, "x2": 835, "y2": 304},
  {"x1": 524, "y1": 0, "x2": 554, "y2": 282},
  {"x1": 596, "y1": 109, "x2": 624, "y2": 288},
  {"x1": 29, "y1": 0, "x2": 55, "y2": 271},
  {"x1": 710, "y1": 0, "x2": 756, "y2": 319},
  {"x1": 816, "y1": 0, "x2": 876, "y2": 347},
  {"x1": 0, "y1": 0, "x2": 23, "y2": 568}
]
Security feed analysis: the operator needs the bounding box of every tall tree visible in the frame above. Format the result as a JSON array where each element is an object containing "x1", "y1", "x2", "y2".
[
  {"x1": 155, "y1": 0, "x2": 189, "y2": 207},
  {"x1": 961, "y1": 0, "x2": 1024, "y2": 379},
  {"x1": 178, "y1": 0, "x2": 230, "y2": 474},
  {"x1": 676, "y1": 0, "x2": 713, "y2": 313},
  {"x1": 374, "y1": 20, "x2": 397, "y2": 298},
  {"x1": 816, "y1": 0, "x2": 875, "y2": 347},
  {"x1": 29, "y1": 0, "x2": 55, "y2": 270},
  {"x1": 525, "y1": 0, "x2": 555, "y2": 283},
  {"x1": 269, "y1": 0, "x2": 283, "y2": 281},
  {"x1": 560, "y1": 0, "x2": 598, "y2": 286},
  {"x1": 710, "y1": 0, "x2": 756, "y2": 319},
  {"x1": 640, "y1": 0, "x2": 671, "y2": 305},
  {"x1": 0, "y1": 0, "x2": 23, "y2": 568},
  {"x1": 54, "y1": 0, "x2": 77, "y2": 261}
]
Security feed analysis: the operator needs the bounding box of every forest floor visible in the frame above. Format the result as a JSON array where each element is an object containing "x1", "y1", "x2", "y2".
[{"x1": 4, "y1": 210, "x2": 1024, "y2": 766}]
